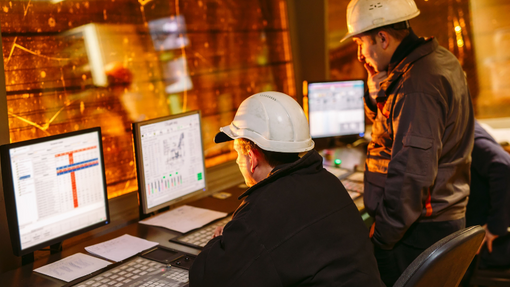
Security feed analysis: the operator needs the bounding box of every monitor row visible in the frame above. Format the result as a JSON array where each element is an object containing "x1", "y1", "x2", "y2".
[{"x1": 0, "y1": 79, "x2": 365, "y2": 259}]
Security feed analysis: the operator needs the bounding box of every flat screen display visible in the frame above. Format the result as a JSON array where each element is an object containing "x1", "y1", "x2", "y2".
[
  {"x1": 307, "y1": 80, "x2": 365, "y2": 139},
  {"x1": 1, "y1": 128, "x2": 109, "y2": 255},
  {"x1": 133, "y1": 111, "x2": 206, "y2": 214}
]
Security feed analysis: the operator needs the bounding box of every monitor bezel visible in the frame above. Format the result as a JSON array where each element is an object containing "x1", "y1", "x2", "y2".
[
  {"x1": 0, "y1": 127, "x2": 110, "y2": 257},
  {"x1": 306, "y1": 79, "x2": 366, "y2": 142},
  {"x1": 132, "y1": 110, "x2": 208, "y2": 216}
]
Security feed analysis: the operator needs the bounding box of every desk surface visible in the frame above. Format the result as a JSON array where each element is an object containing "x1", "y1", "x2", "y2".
[
  {"x1": 1, "y1": 198, "x2": 367, "y2": 287},
  {"x1": 0, "y1": 146, "x2": 367, "y2": 286}
]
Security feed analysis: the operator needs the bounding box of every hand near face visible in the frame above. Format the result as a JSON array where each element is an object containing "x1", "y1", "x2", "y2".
[{"x1": 366, "y1": 66, "x2": 387, "y2": 103}]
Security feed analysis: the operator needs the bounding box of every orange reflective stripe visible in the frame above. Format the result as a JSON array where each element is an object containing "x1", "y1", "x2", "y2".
[{"x1": 425, "y1": 189, "x2": 433, "y2": 217}]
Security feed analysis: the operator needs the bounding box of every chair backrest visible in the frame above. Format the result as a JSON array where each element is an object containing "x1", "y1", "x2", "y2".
[{"x1": 394, "y1": 225, "x2": 485, "y2": 287}]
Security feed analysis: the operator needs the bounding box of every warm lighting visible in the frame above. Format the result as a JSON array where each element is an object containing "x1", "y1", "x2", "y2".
[
  {"x1": 303, "y1": 81, "x2": 309, "y2": 121},
  {"x1": 3, "y1": 0, "x2": 296, "y2": 199},
  {"x1": 457, "y1": 39, "x2": 464, "y2": 47},
  {"x1": 455, "y1": 26, "x2": 461, "y2": 32}
]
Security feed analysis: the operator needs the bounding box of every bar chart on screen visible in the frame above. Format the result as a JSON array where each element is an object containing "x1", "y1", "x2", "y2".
[
  {"x1": 9, "y1": 132, "x2": 108, "y2": 250},
  {"x1": 139, "y1": 114, "x2": 205, "y2": 211}
]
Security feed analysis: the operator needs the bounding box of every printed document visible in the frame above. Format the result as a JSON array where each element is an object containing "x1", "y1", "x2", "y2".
[
  {"x1": 34, "y1": 252, "x2": 111, "y2": 282},
  {"x1": 85, "y1": 234, "x2": 159, "y2": 262},
  {"x1": 139, "y1": 205, "x2": 228, "y2": 233}
]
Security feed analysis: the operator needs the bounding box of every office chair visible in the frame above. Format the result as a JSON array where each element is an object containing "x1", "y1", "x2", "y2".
[
  {"x1": 468, "y1": 258, "x2": 510, "y2": 286},
  {"x1": 467, "y1": 228, "x2": 510, "y2": 287},
  {"x1": 394, "y1": 225, "x2": 485, "y2": 287}
]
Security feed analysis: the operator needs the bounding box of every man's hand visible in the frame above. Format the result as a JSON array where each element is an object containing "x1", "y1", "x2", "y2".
[
  {"x1": 478, "y1": 224, "x2": 499, "y2": 254},
  {"x1": 364, "y1": 63, "x2": 387, "y2": 105},
  {"x1": 212, "y1": 226, "x2": 224, "y2": 239}
]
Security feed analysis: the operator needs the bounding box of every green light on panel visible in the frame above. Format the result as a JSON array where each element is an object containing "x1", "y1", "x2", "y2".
[{"x1": 334, "y1": 159, "x2": 342, "y2": 165}]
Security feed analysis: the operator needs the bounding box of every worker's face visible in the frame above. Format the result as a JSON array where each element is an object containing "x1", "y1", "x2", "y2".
[
  {"x1": 353, "y1": 35, "x2": 386, "y2": 73},
  {"x1": 233, "y1": 139, "x2": 257, "y2": 187}
]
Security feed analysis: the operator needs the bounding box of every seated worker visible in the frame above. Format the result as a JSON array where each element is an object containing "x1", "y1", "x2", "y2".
[
  {"x1": 466, "y1": 121, "x2": 510, "y2": 268},
  {"x1": 189, "y1": 91, "x2": 383, "y2": 287}
]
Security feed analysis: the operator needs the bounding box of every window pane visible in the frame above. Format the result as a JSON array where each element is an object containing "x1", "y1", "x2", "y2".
[{"x1": 1, "y1": 0, "x2": 295, "y2": 198}]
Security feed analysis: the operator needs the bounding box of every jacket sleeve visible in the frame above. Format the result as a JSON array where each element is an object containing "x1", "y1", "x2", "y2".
[
  {"x1": 472, "y1": 137, "x2": 510, "y2": 236},
  {"x1": 371, "y1": 91, "x2": 446, "y2": 249},
  {"x1": 189, "y1": 217, "x2": 266, "y2": 287}
]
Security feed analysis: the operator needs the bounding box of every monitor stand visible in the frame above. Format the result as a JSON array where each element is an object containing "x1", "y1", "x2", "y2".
[{"x1": 21, "y1": 242, "x2": 63, "y2": 265}]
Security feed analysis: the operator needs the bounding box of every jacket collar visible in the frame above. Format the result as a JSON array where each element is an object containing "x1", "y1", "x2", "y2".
[
  {"x1": 378, "y1": 36, "x2": 437, "y2": 97},
  {"x1": 388, "y1": 29, "x2": 425, "y2": 73},
  {"x1": 238, "y1": 150, "x2": 323, "y2": 199}
]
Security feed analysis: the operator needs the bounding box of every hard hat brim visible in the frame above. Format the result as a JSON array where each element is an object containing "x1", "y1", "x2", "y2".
[
  {"x1": 214, "y1": 123, "x2": 315, "y2": 153},
  {"x1": 214, "y1": 131, "x2": 234, "y2": 143}
]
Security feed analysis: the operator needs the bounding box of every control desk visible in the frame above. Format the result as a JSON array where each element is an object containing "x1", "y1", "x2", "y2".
[{"x1": 0, "y1": 146, "x2": 368, "y2": 287}]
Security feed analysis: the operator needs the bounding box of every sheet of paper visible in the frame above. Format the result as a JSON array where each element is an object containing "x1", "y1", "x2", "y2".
[
  {"x1": 34, "y1": 252, "x2": 111, "y2": 282},
  {"x1": 85, "y1": 234, "x2": 159, "y2": 262},
  {"x1": 139, "y1": 205, "x2": 228, "y2": 233}
]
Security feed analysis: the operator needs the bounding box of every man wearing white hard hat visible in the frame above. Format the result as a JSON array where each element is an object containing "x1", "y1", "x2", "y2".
[
  {"x1": 189, "y1": 91, "x2": 383, "y2": 286},
  {"x1": 343, "y1": 0, "x2": 475, "y2": 285}
]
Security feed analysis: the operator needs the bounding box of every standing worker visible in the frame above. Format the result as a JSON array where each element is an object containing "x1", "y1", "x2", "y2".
[
  {"x1": 342, "y1": 0, "x2": 475, "y2": 285},
  {"x1": 466, "y1": 121, "x2": 510, "y2": 268}
]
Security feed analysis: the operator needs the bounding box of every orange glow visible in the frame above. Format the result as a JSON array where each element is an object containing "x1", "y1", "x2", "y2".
[
  {"x1": 3, "y1": 0, "x2": 296, "y2": 199},
  {"x1": 303, "y1": 96, "x2": 309, "y2": 121},
  {"x1": 280, "y1": 1, "x2": 296, "y2": 97},
  {"x1": 303, "y1": 81, "x2": 309, "y2": 120},
  {"x1": 205, "y1": 151, "x2": 237, "y2": 168}
]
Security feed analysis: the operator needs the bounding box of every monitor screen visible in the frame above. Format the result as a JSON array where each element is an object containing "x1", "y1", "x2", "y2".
[
  {"x1": 1, "y1": 128, "x2": 110, "y2": 256},
  {"x1": 307, "y1": 80, "x2": 365, "y2": 139},
  {"x1": 133, "y1": 110, "x2": 207, "y2": 215}
]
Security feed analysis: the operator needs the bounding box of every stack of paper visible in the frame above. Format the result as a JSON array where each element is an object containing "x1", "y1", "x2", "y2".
[
  {"x1": 139, "y1": 205, "x2": 228, "y2": 233},
  {"x1": 85, "y1": 234, "x2": 159, "y2": 262},
  {"x1": 34, "y1": 253, "x2": 111, "y2": 282}
]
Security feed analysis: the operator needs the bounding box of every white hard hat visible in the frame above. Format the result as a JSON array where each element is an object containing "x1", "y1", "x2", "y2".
[
  {"x1": 341, "y1": 0, "x2": 420, "y2": 42},
  {"x1": 214, "y1": 91, "x2": 315, "y2": 153}
]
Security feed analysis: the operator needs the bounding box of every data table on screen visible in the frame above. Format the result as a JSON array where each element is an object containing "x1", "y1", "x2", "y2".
[{"x1": 9, "y1": 132, "x2": 108, "y2": 250}]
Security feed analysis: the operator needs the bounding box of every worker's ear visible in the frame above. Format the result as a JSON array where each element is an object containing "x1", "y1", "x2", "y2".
[
  {"x1": 248, "y1": 149, "x2": 260, "y2": 173},
  {"x1": 377, "y1": 30, "x2": 390, "y2": 50}
]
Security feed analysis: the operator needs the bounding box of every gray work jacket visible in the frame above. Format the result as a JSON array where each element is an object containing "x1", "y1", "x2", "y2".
[{"x1": 364, "y1": 38, "x2": 474, "y2": 249}]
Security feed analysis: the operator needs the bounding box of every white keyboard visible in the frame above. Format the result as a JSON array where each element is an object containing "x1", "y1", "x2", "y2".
[
  {"x1": 173, "y1": 216, "x2": 231, "y2": 248},
  {"x1": 75, "y1": 257, "x2": 188, "y2": 287},
  {"x1": 324, "y1": 165, "x2": 350, "y2": 177}
]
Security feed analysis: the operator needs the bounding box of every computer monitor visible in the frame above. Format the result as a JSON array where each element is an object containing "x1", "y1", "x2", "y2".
[
  {"x1": 133, "y1": 110, "x2": 207, "y2": 216},
  {"x1": 307, "y1": 80, "x2": 365, "y2": 145},
  {"x1": 1, "y1": 127, "x2": 110, "y2": 257}
]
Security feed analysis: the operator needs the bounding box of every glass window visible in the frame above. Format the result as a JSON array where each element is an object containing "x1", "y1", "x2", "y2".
[{"x1": 1, "y1": 0, "x2": 295, "y2": 198}]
